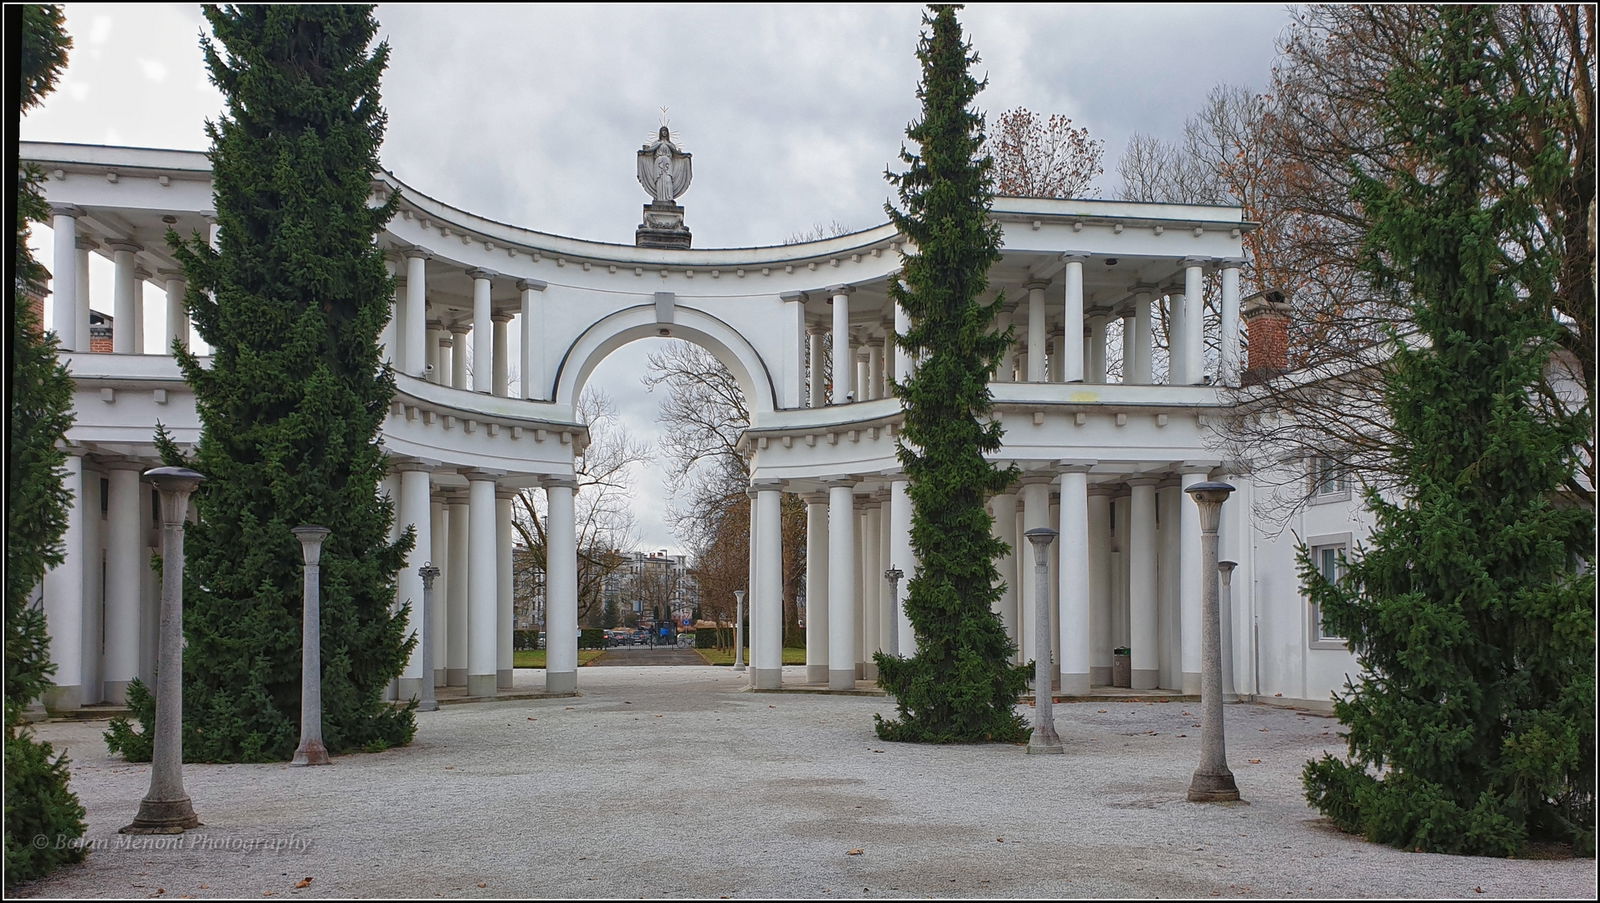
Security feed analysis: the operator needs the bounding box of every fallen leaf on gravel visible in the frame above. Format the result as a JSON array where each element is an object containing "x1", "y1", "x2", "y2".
[
  {"x1": 768, "y1": 705, "x2": 776, "y2": 709},
  {"x1": 477, "y1": 883, "x2": 487, "y2": 888},
  {"x1": 564, "y1": 706, "x2": 575, "y2": 710},
  {"x1": 1096, "y1": 709, "x2": 1107, "y2": 713},
  {"x1": 624, "y1": 701, "x2": 632, "y2": 704},
  {"x1": 1177, "y1": 734, "x2": 1187, "y2": 738},
  {"x1": 847, "y1": 849, "x2": 864, "y2": 856},
  {"x1": 1258, "y1": 728, "x2": 1269, "y2": 732},
  {"x1": 293, "y1": 878, "x2": 313, "y2": 889},
  {"x1": 526, "y1": 717, "x2": 535, "y2": 721},
  {"x1": 1273, "y1": 693, "x2": 1282, "y2": 697},
  {"x1": 1247, "y1": 759, "x2": 1262, "y2": 764},
  {"x1": 995, "y1": 837, "x2": 1004, "y2": 842},
  {"x1": 1473, "y1": 888, "x2": 1483, "y2": 894}
]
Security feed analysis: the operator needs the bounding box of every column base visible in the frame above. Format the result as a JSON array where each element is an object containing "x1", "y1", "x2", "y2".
[
  {"x1": 1187, "y1": 769, "x2": 1240, "y2": 802},
  {"x1": 290, "y1": 738, "x2": 332, "y2": 767},
  {"x1": 1089, "y1": 666, "x2": 1111, "y2": 686},
  {"x1": 434, "y1": 669, "x2": 447, "y2": 688},
  {"x1": 468, "y1": 674, "x2": 497, "y2": 697},
  {"x1": 828, "y1": 669, "x2": 856, "y2": 691},
  {"x1": 751, "y1": 668, "x2": 782, "y2": 690},
  {"x1": 862, "y1": 662, "x2": 879, "y2": 681},
  {"x1": 545, "y1": 670, "x2": 576, "y2": 694},
  {"x1": 497, "y1": 669, "x2": 512, "y2": 689},
  {"x1": 104, "y1": 679, "x2": 132, "y2": 706},
  {"x1": 1130, "y1": 669, "x2": 1159, "y2": 691},
  {"x1": 806, "y1": 664, "x2": 827, "y2": 685},
  {"x1": 397, "y1": 677, "x2": 423, "y2": 700},
  {"x1": 122, "y1": 796, "x2": 201, "y2": 834},
  {"x1": 1182, "y1": 672, "x2": 1201, "y2": 695},
  {"x1": 42, "y1": 685, "x2": 82, "y2": 713},
  {"x1": 855, "y1": 662, "x2": 866, "y2": 680},
  {"x1": 447, "y1": 668, "x2": 467, "y2": 687},
  {"x1": 1058, "y1": 672, "x2": 1090, "y2": 695}
]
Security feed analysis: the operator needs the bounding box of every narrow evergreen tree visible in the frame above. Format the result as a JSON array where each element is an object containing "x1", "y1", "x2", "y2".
[
  {"x1": 1302, "y1": 6, "x2": 1595, "y2": 856},
  {"x1": 874, "y1": 5, "x2": 1028, "y2": 744},
  {"x1": 105, "y1": 5, "x2": 415, "y2": 763},
  {"x1": 7, "y1": 3, "x2": 87, "y2": 884}
]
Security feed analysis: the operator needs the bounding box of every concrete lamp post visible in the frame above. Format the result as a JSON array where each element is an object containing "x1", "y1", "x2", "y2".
[
  {"x1": 882, "y1": 566, "x2": 903, "y2": 657},
  {"x1": 1183, "y1": 481, "x2": 1239, "y2": 802},
  {"x1": 123, "y1": 466, "x2": 204, "y2": 835},
  {"x1": 290, "y1": 526, "x2": 333, "y2": 767},
  {"x1": 417, "y1": 563, "x2": 440, "y2": 712},
  {"x1": 1023, "y1": 527, "x2": 1063, "y2": 755},
  {"x1": 733, "y1": 590, "x2": 746, "y2": 672},
  {"x1": 1218, "y1": 559, "x2": 1238, "y2": 703}
]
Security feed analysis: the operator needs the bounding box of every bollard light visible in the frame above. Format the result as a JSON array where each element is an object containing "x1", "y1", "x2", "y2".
[
  {"x1": 417, "y1": 563, "x2": 441, "y2": 712},
  {"x1": 733, "y1": 590, "x2": 746, "y2": 672},
  {"x1": 882, "y1": 566, "x2": 904, "y2": 657},
  {"x1": 1023, "y1": 527, "x2": 1063, "y2": 755},
  {"x1": 290, "y1": 526, "x2": 332, "y2": 767},
  {"x1": 1184, "y1": 482, "x2": 1239, "y2": 802}
]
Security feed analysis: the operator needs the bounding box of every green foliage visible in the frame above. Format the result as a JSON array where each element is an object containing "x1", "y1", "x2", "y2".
[
  {"x1": 1301, "y1": 6, "x2": 1595, "y2": 857},
  {"x1": 106, "y1": 5, "x2": 416, "y2": 763},
  {"x1": 7, "y1": 4, "x2": 86, "y2": 885},
  {"x1": 579, "y1": 628, "x2": 606, "y2": 650},
  {"x1": 512, "y1": 628, "x2": 540, "y2": 652},
  {"x1": 873, "y1": 5, "x2": 1028, "y2": 744}
]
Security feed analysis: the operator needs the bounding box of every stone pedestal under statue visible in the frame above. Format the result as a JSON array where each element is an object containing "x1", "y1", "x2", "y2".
[{"x1": 637, "y1": 202, "x2": 691, "y2": 249}]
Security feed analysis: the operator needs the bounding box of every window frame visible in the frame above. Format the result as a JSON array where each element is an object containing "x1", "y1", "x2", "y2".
[
  {"x1": 1306, "y1": 532, "x2": 1351, "y2": 649},
  {"x1": 1307, "y1": 455, "x2": 1351, "y2": 504}
]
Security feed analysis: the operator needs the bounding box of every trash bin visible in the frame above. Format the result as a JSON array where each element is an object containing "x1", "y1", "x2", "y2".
[{"x1": 1112, "y1": 648, "x2": 1132, "y2": 688}]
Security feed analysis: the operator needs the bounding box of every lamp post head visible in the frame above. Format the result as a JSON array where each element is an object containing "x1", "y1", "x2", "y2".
[
  {"x1": 143, "y1": 466, "x2": 205, "y2": 525},
  {"x1": 734, "y1": 590, "x2": 745, "y2": 603},
  {"x1": 1184, "y1": 481, "x2": 1236, "y2": 533},
  {"x1": 883, "y1": 566, "x2": 903, "y2": 584},
  {"x1": 291, "y1": 525, "x2": 331, "y2": 565},
  {"x1": 419, "y1": 562, "x2": 441, "y2": 585},
  {"x1": 1218, "y1": 560, "x2": 1237, "y2": 577},
  {"x1": 1023, "y1": 526, "x2": 1058, "y2": 566}
]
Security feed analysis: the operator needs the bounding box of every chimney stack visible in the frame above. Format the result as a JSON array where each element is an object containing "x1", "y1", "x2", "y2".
[{"x1": 1241, "y1": 289, "x2": 1290, "y2": 386}]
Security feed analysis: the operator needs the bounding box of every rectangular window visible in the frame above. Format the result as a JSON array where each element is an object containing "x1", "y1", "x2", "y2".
[
  {"x1": 1309, "y1": 539, "x2": 1348, "y2": 645},
  {"x1": 1309, "y1": 456, "x2": 1349, "y2": 502}
]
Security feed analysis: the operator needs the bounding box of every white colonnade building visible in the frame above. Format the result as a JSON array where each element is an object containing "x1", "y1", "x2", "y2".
[{"x1": 23, "y1": 141, "x2": 1364, "y2": 712}]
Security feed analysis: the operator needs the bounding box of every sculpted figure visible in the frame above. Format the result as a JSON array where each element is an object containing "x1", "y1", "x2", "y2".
[{"x1": 638, "y1": 126, "x2": 692, "y2": 204}]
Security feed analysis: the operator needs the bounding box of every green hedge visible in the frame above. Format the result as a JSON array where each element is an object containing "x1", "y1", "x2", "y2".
[
  {"x1": 697, "y1": 628, "x2": 731, "y2": 649},
  {"x1": 513, "y1": 629, "x2": 540, "y2": 651},
  {"x1": 579, "y1": 628, "x2": 606, "y2": 650}
]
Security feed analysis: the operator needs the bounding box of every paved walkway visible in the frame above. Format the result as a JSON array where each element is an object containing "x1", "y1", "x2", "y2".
[
  {"x1": 589, "y1": 645, "x2": 704, "y2": 666},
  {"x1": 11, "y1": 666, "x2": 1593, "y2": 898}
]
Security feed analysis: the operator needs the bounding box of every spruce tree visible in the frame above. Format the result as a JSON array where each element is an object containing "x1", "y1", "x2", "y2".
[
  {"x1": 1301, "y1": 6, "x2": 1595, "y2": 856},
  {"x1": 105, "y1": 5, "x2": 415, "y2": 763},
  {"x1": 874, "y1": 4, "x2": 1028, "y2": 744},
  {"x1": 7, "y1": 3, "x2": 87, "y2": 884}
]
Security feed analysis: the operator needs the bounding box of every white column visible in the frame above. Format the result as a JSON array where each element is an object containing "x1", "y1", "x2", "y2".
[
  {"x1": 492, "y1": 313, "x2": 511, "y2": 397},
  {"x1": 466, "y1": 473, "x2": 498, "y2": 697},
  {"x1": 445, "y1": 491, "x2": 469, "y2": 686},
  {"x1": 993, "y1": 308, "x2": 1014, "y2": 382},
  {"x1": 396, "y1": 465, "x2": 431, "y2": 699},
  {"x1": 1219, "y1": 258, "x2": 1244, "y2": 387},
  {"x1": 992, "y1": 488, "x2": 1019, "y2": 651},
  {"x1": 50, "y1": 205, "x2": 81, "y2": 350},
  {"x1": 807, "y1": 328, "x2": 827, "y2": 407},
  {"x1": 831, "y1": 286, "x2": 853, "y2": 403},
  {"x1": 497, "y1": 489, "x2": 514, "y2": 688},
  {"x1": 804, "y1": 494, "x2": 829, "y2": 683},
  {"x1": 1025, "y1": 281, "x2": 1047, "y2": 382},
  {"x1": 1019, "y1": 476, "x2": 1051, "y2": 664},
  {"x1": 544, "y1": 479, "x2": 579, "y2": 694},
  {"x1": 1118, "y1": 308, "x2": 1136, "y2": 384},
  {"x1": 427, "y1": 326, "x2": 444, "y2": 385},
  {"x1": 1088, "y1": 492, "x2": 1114, "y2": 687},
  {"x1": 1062, "y1": 253, "x2": 1088, "y2": 382},
  {"x1": 854, "y1": 342, "x2": 869, "y2": 402},
  {"x1": 75, "y1": 236, "x2": 93, "y2": 351},
  {"x1": 888, "y1": 476, "x2": 915, "y2": 655},
  {"x1": 860, "y1": 500, "x2": 882, "y2": 679},
  {"x1": 430, "y1": 493, "x2": 448, "y2": 686},
  {"x1": 109, "y1": 241, "x2": 141, "y2": 353},
  {"x1": 519, "y1": 278, "x2": 547, "y2": 400},
  {"x1": 42, "y1": 452, "x2": 86, "y2": 710},
  {"x1": 1181, "y1": 258, "x2": 1206, "y2": 385},
  {"x1": 867, "y1": 340, "x2": 884, "y2": 401},
  {"x1": 1057, "y1": 468, "x2": 1091, "y2": 694},
  {"x1": 1128, "y1": 478, "x2": 1159, "y2": 690},
  {"x1": 103, "y1": 464, "x2": 145, "y2": 704},
  {"x1": 1131, "y1": 286, "x2": 1154, "y2": 385},
  {"x1": 1180, "y1": 469, "x2": 1206, "y2": 692},
  {"x1": 450, "y1": 323, "x2": 470, "y2": 389},
  {"x1": 469, "y1": 270, "x2": 494, "y2": 393},
  {"x1": 826, "y1": 482, "x2": 857, "y2": 690},
  {"x1": 752, "y1": 482, "x2": 783, "y2": 689},
  {"x1": 893, "y1": 300, "x2": 913, "y2": 386},
  {"x1": 1088, "y1": 315, "x2": 1108, "y2": 385},
  {"x1": 80, "y1": 470, "x2": 104, "y2": 703},
  {"x1": 1050, "y1": 334, "x2": 1067, "y2": 383},
  {"x1": 403, "y1": 249, "x2": 429, "y2": 377},
  {"x1": 162, "y1": 272, "x2": 189, "y2": 354}
]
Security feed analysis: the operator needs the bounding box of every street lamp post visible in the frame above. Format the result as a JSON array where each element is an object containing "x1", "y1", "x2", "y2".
[
  {"x1": 291, "y1": 526, "x2": 332, "y2": 767},
  {"x1": 1023, "y1": 527, "x2": 1063, "y2": 755},
  {"x1": 1218, "y1": 559, "x2": 1238, "y2": 703},
  {"x1": 1184, "y1": 481, "x2": 1239, "y2": 802},
  {"x1": 123, "y1": 466, "x2": 205, "y2": 834},
  {"x1": 733, "y1": 590, "x2": 746, "y2": 672},
  {"x1": 417, "y1": 563, "x2": 440, "y2": 712},
  {"x1": 882, "y1": 566, "x2": 903, "y2": 658}
]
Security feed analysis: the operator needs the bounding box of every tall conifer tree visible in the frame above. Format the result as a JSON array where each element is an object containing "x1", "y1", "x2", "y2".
[
  {"x1": 874, "y1": 5, "x2": 1028, "y2": 744},
  {"x1": 1301, "y1": 6, "x2": 1595, "y2": 856},
  {"x1": 7, "y1": 4, "x2": 87, "y2": 882},
  {"x1": 106, "y1": 5, "x2": 415, "y2": 762}
]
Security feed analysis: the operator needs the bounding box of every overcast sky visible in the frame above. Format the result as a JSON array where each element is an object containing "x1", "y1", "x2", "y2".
[{"x1": 21, "y1": 3, "x2": 1295, "y2": 555}]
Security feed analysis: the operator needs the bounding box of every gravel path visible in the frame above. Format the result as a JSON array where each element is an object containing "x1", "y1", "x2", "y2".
[{"x1": 11, "y1": 665, "x2": 1593, "y2": 899}]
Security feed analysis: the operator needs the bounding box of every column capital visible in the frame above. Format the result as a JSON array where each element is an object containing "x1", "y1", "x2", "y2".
[
  {"x1": 75, "y1": 235, "x2": 99, "y2": 251},
  {"x1": 807, "y1": 323, "x2": 830, "y2": 336},
  {"x1": 466, "y1": 268, "x2": 496, "y2": 282},
  {"x1": 103, "y1": 457, "x2": 148, "y2": 472},
  {"x1": 389, "y1": 458, "x2": 437, "y2": 474},
  {"x1": 50, "y1": 203, "x2": 84, "y2": 219},
  {"x1": 1180, "y1": 256, "x2": 1211, "y2": 269},
  {"x1": 494, "y1": 486, "x2": 520, "y2": 501},
  {"x1": 1218, "y1": 257, "x2": 1248, "y2": 270},
  {"x1": 800, "y1": 491, "x2": 829, "y2": 505},
  {"x1": 441, "y1": 487, "x2": 469, "y2": 504},
  {"x1": 750, "y1": 478, "x2": 784, "y2": 492},
  {"x1": 826, "y1": 284, "x2": 855, "y2": 297},
  {"x1": 403, "y1": 246, "x2": 434, "y2": 260},
  {"x1": 105, "y1": 240, "x2": 143, "y2": 254},
  {"x1": 517, "y1": 278, "x2": 548, "y2": 292},
  {"x1": 463, "y1": 470, "x2": 507, "y2": 486},
  {"x1": 447, "y1": 321, "x2": 471, "y2": 336},
  {"x1": 1128, "y1": 281, "x2": 1159, "y2": 296},
  {"x1": 491, "y1": 311, "x2": 514, "y2": 324},
  {"x1": 1017, "y1": 470, "x2": 1059, "y2": 487},
  {"x1": 1180, "y1": 459, "x2": 1223, "y2": 474},
  {"x1": 541, "y1": 476, "x2": 578, "y2": 491},
  {"x1": 157, "y1": 268, "x2": 186, "y2": 281},
  {"x1": 1055, "y1": 459, "x2": 1097, "y2": 474},
  {"x1": 779, "y1": 290, "x2": 810, "y2": 303},
  {"x1": 820, "y1": 476, "x2": 859, "y2": 490},
  {"x1": 1022, "y1": 279, "x2": 1051, "y2": 292},
  {"x1": 1060, "y1": 251, "x2": 1092, "y2": 263}
]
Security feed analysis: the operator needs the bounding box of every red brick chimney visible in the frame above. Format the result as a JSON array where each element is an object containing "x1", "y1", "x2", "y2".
[
  {"x1": 1242, "y1": 289, "x2": 1290, "y2": 386},
  {"x1": 89, "y1": 311, "x2": 114, "y2": 353}
]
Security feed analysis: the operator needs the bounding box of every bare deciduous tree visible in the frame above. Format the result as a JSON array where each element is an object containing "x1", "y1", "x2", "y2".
[{"x1": 988, "y1": 107, "x2": 1104, "y2": 199}]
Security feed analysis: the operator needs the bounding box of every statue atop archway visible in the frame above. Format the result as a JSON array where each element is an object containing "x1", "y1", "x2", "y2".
[{"x1": 636, "y1": 124, "x2": 693, "y2": 249}]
